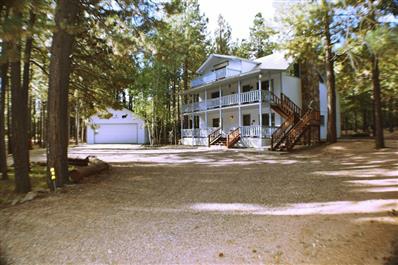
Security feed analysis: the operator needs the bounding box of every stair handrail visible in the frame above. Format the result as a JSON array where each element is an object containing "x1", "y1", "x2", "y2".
[
  {"x1": 281, "y1": 93, "x2": 302, "y2": 116},
  {"x1": 268, "y1": 91, "x2": 302, "y2": 117},
  {"x1": 285, "y1": 109, "x2": 313, "y2": 150},
  {"x1": 270, "y1": 114, "x2": 295, "y2": 150},
  {"x1": 227, "y1": 127, "x2": 240, "y2": 148},
  {"x1": 208, "y1": 127, "x2": 222, "y2": 147}
]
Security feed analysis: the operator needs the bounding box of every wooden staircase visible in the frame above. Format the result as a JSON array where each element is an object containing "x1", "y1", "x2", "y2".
[
  {"x1": 208, "y1": 128, "x2": 224, "y2": 146},
  {"x1": 269, "y1": 92, "x2": 320, "y2": 151},
  {"x1": 208, "y1": 127, "x2": 241, "y2": 148},
  {"x1": 226, "y1": 128, "x2": 241, "y2": 148}
]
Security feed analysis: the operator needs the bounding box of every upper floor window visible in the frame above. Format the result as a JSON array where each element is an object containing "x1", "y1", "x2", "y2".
[
  {"x1": 213, "y1": 61, "x2": 229, "y2": 70},
  {"x1": 192, "y1": 94, "x2": 199, "y2": 102},
  {"x1": 211, "y1": 91, "x2": 220, "y2": 98},
  {"x1": 242, "y1": 85, "x2": 252, "y2": 93},
  {"x1": 258, "y1": 80, "x2": 274, "y2": 92}
]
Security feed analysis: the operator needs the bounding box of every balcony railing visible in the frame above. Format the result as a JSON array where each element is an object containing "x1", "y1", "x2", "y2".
[
  {"x1": 182, "y1": 90, "x2": 264, "y2": 113},
  {"x1": 191, "y1": 68, "x2": 241, "y2": 88},
  {"x1": 182, "y1": 126, "x2": 278, "y2": 138},
  {"x1": 221, "y1": 93, "x2": 239, "y2": 106},
  {"x1": 240, "y1": 126, "x2": 278, "y2": 138}
]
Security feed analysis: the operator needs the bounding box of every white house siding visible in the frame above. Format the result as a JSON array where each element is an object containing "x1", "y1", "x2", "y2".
[
  {"x1": 282, "y1": 74, "x2": 302, "y2": 108},
  {"x1": 241, "y1": 61, "x2": 257, "y2": 72},
  {"x1": 336, "y1": 92, "x2": 341, "y2": 137},
  {"x1": 87, "y1": 108, "x2": 147, "y2": 144},
  {"x1": 319, "y1": 83, "x2": 342, "y2": 140},
  {"x1": 181, "y1": 137, "x2": 208, "y2": 146},
  {"x1": 228, "y1": 59, "x2": 242, "y2": 72},
  {"x1": 319, "y1": 83, "x2": 328, "y2": 140}
]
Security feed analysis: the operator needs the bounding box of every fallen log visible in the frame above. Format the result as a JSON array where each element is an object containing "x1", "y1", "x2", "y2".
[
  {"x1": 70, "y1": 160, "x2": 109, "y2": 183},
  {"x1": 68, "y1": 157, "x2": 89, "y2": 166}
]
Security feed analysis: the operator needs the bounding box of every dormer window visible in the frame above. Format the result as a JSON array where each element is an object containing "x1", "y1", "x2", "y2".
[{"x1": 213, "y1": 61, "x2": 229, "y2": 70}]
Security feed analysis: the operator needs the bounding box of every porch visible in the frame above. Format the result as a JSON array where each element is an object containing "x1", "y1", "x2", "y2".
[{"x1": 181, "y1": 126, "x2": 278, "y2": 139}]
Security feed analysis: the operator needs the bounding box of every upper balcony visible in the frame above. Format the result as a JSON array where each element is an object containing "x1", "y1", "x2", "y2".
[
  {"x1": 182, "y1": 90, "x2": 274, "y2": 113},
  {"x1": 191, "y1": 67, "x2": 241, "y2": 88}
]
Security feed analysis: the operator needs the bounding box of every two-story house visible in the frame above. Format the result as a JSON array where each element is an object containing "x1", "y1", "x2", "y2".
[{"x1": 181, "y1": 51, "x2": 341, "y2": 150}]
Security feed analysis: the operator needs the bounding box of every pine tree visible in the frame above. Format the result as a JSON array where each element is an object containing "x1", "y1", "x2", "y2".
[
  {"x1": 249, "y1": 13, "x2": 275, "y2": 58},
  {"x1": 214, "y1": 15, "x2": 231, "y2": 54}
]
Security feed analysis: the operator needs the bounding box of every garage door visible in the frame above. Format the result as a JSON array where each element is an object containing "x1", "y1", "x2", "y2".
[{"x1": 94, "y1": 123, "x2": 138, "y2": 144}]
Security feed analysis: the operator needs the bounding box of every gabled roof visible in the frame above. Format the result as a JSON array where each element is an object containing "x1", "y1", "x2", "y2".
[
  {"x1": 196, "y1": 54, "x2": 257, "y2": 74},
  {"x1": 254, "y1": 51, "x2": 292, "y2": 70}
]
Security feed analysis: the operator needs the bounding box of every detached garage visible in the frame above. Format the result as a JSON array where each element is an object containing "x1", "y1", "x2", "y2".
[{"x1": 86, "y1": 108, "x2": 148, "y2": 144}]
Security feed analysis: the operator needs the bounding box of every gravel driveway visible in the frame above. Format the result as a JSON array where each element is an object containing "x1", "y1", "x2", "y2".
[{"x1": 1, "y1": 140, "x2": 398, "y2": 264}]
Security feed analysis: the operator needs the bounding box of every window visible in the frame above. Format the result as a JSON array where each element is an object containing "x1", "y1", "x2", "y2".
[
  {"x1": 271, "y1": 113, "x2": 275, "y2": 127},
  {"x1": 320, "y1": 115, "x2": 325, "y2": 126},
  {"x1": 213, "y1": 61, "x2": 228, "y2": 69},
  {"x1": 194, "y1": 116, "x2": 199, "y2": 129},
  {"x1": 211, "y1": 91, "x2": 220, "y2": 98},
  {"x1": 243, "y1": 114, "x2": 251, "y2": 126},
  {"x1": 212, "y1": 118, "x2": 220, "y2": 128},
  {"x1": 260, "y1": 80, "x2": 274, "y2": 92},
  {"x1": 242, "y1": 85, "x2": 252, "y2": 93},
  {"x1": 262, "y1": 113, "x2": 269, "y2": 126},
  {"x1": 183, "y1": 116, "x2": 189, "y2": 129},
  {"x1": 189, "y1": 119, "x2": 193, "y2": 129}
]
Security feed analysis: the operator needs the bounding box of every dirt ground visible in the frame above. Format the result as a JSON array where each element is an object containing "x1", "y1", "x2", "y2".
[{"x1": 0, "y1": 139, "x2": 397, "y2": 265}]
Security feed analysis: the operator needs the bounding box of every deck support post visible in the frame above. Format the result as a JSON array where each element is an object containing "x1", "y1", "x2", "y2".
[
  {"x1": 258, "y1": 73, "x2": 262, "y2": 143},
  {"x1": 269, "y1": 71, "x2": 272, "y2": 128},
  {"x1": 205, "y1": 88, "x2": 208, "y2": 131},
  {"x1": 238, "y1": 80, "x2": 242, "y2": 129},
  {"x1": 219, "y1": 86, "x2": 222, "y2": 131},
  {"x1": 181, "y1": 114, "x2": 184, "y2": 144}
]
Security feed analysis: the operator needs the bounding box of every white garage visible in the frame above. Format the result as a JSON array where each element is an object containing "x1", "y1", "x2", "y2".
[{"x1": 86, "y1": 108, "x2": 148, "y2": 144}]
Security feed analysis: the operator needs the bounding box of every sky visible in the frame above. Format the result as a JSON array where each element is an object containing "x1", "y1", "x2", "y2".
[{"x1": 198, "y1": 0, "x2": 276, "y2": 40}]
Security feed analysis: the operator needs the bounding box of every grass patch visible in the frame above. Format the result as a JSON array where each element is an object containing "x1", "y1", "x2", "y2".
[{"x1": 0, "y1": 164, "x2": 75, "y2": 206}]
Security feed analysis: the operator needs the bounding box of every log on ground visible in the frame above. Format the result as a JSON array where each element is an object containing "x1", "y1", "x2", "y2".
[{"x1": 70, "y1": 160, "x2": 109, "y2": 183}]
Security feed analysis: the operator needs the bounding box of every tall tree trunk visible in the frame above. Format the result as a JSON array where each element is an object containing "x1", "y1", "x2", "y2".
[
  {"x1": 0, "y1": 42, "x2": 9, "y2": 180},
  {"x1": 370, "y1": 54, "x2": 384, "y2": 148},
  {"x1": 300, "y1": 60, "x2": 320, "y2": 111},
  {"x1": 7, "y1": 74, "x2": 12, "y2": 154},
  {"x1": 323, "y1": 0, "x2": 337, "y2": 143},
  {"x1": 47, "y1": 0, "x2": 79, "y2": 189},
  {"x1": 23, "y1": 11, "x2": 35, "y2": 154},
  {"x1": 10, "y1": 8, "x2": 31, "y2": 193}
]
